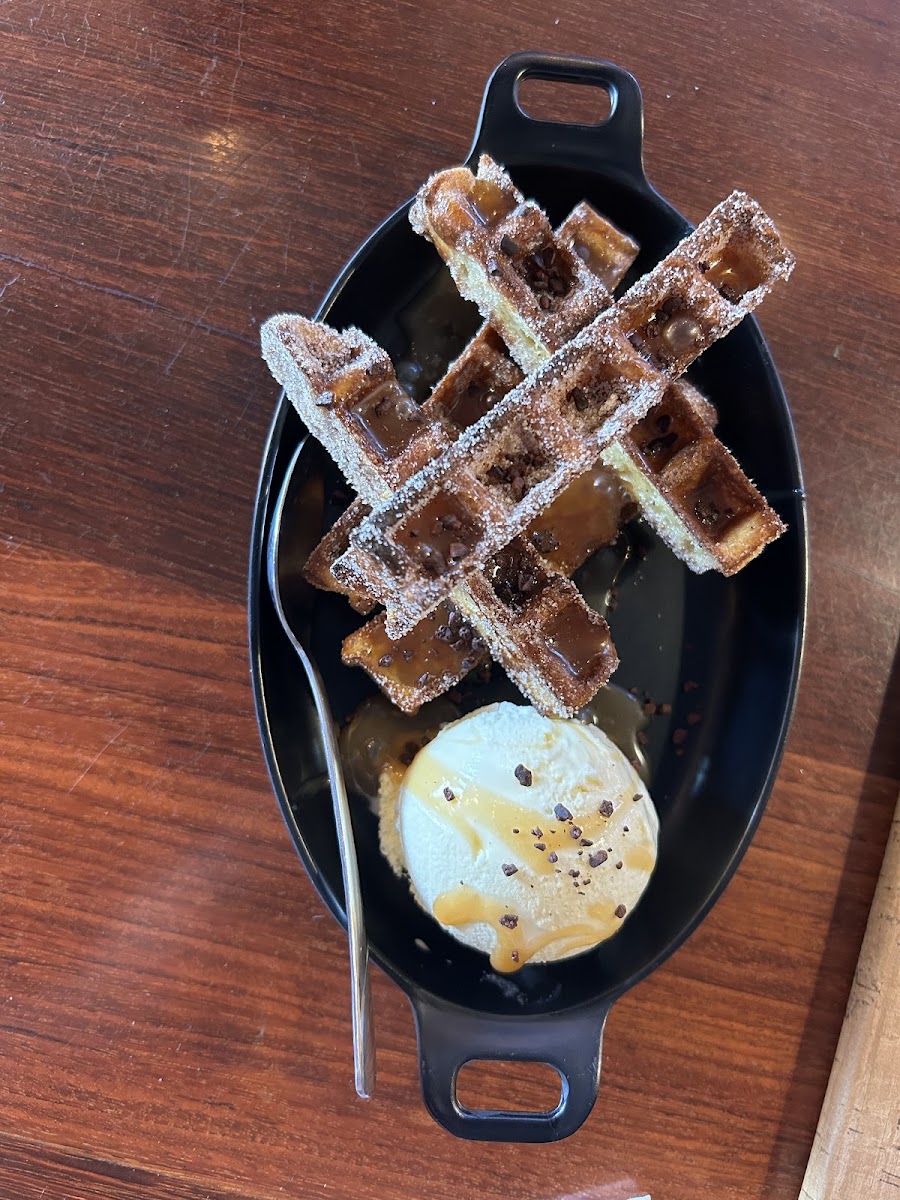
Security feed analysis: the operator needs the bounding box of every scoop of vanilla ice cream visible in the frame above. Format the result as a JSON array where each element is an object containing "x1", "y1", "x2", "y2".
[{"x1": 378, "y1": 702, "x2": 658, "y2": 972}]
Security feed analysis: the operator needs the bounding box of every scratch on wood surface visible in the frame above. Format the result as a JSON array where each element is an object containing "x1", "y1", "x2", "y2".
[
  {"x1": 0, "y1": 251, "x2": 255, "y2": 349},
  {"x1": 282, "y1": 218, "x2": 292, "y2": 274},
  {"x1": 230, "y1": 383, "x2": 258, "y2": 431},
  {"x1": 66, "y1": 723, "x2": 131, "y2": 794},
  {"x1": 0, "y1": 274, "x2": 20, "y2": 303},
  {"x1": 235, "y1": 0, "x2": 245, "y2": 61},
  {"x1": 199, "y1": 55, "x2": 218, "y2": 91},
  {"x1": 225, "y1": 0, "x2": 246, "y2": 126},
  {"x1": 179, "y1": 153, "x2": 193, "y2": 256},
  {"x1": 348, "y1": 133, "x2": 361, "y2": 173},
  {"x1": 164, "y1": 209, "x2": 269, "y2": 374}
]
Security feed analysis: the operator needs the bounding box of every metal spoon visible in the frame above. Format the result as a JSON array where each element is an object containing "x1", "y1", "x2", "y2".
[{"x1": 266, "y1": 439, "x2": 375, "y2": 1099}]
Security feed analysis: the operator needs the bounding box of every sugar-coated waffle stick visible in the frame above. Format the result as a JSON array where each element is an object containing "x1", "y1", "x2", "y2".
[{"x1": 335, "y1": 178, "x2": 793, "y2": 637}]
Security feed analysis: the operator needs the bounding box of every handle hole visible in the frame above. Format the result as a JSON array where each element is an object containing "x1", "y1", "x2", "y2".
[
  {"x1": 516, "y1": 77, "x2": 613, "y2": 126},
  {"x1": 456, "y1": 1059, "x2": 563, "y2": 1115}
]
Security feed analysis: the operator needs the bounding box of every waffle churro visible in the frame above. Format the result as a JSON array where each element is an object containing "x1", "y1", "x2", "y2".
[
  {"x1": 262, "y1": 308, "x2": 622, "y2": 715},
  {"x1": 409, "y1": 157, "x2": 615, "y2": 373},
  {"x1": 263, "y1": 198, "x2": 648, "y2": 717},
  {"x1": 412, "y1": 158, "x2": 790, "y2": 578},
  {"x1": 302, "y1": 197, "x2": 641, "y2": 614},
  {"x1": 293, "y1": 201, "x2": 644, "y2": 713},
  {"x1": 259, "y1": 319, "x2": 449, "y2": 504},
  {"x1": 341, "y1": 454, "x2": 640, "y2": 711},
  {"x1": 262, "y1": 169, "x2": 793, "y2": 716},
  {"x1": 340, "y1": 379, "x2": 715, "y2": 711},
  {"x1": 335, "y1": 182, "x2": 794, "y2": 637}
]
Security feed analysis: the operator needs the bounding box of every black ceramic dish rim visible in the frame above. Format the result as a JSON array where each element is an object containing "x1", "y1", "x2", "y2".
[{"x1": 247, "y1": 51, "x2": 809, "y2": 1137}]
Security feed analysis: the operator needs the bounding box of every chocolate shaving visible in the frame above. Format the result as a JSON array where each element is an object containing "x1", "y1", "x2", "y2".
[
  {"x1": 443, "y1": 786, "x2": 455, "y2": 802},
  {"x1": 598, "y1": 800, "x2": 614, "y2": 818},
  {"x1": 514, "y1": 764, "x2": 533, "y2": 787},
  {"x1": 530, "y1": 527, "x2": 560, "y2": 554},
  {"x1": 644, "y1": 431, "x2": 678, "y2": 457},
  {"x1": 499, "y1": 913, "x2": 518, "y2": 929},
  {"x1": 501, "y1": 863, "x2": 518, "y2": 877},
  {"x1": 589, "y1": 850, "x2": 608, "y2": 868},
  {"x1": 614, "y1": 904, "x2": 627, "y2": 919},
  {"x1": 548, "y1": 851, "x2": 558, "y2": 864},
  {"x1": 553, "y1": 803, "x2": 572, "y2": 822},
  {"x1": 567, "y1": 385, "x2": 589, "y2": 412},
  {"x1": 533, "y1": 842, "x2": 546, "y2": 852},
  {"x1": 399, "y1": 741, "x2": 418, "y2": 766}
]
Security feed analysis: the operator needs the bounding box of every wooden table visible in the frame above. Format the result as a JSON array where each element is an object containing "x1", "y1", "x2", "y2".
[{"x1": 2, "y1": 2, "x2": 897, "y2": 1196}]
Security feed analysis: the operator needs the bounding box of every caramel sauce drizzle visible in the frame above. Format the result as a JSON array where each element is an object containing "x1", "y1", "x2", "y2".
[
  {"x1": 433, "y1": 884, "x2": 623, "y2": 973},
  {"x1": 347, "y1": 381, "x2": 423, "y2": 459},
  {"x1": 525, "y1": 460, "x2": 631, "y2": 574},
  {"x1": 443, "y1": 178, "x2": 518, "y2": 245},
  {"x1": 412, "y1": 731, "x2": 644, "y2": 875},
  {"x1": 701, "y1": 244, "x2": 766, "y2": 300}
]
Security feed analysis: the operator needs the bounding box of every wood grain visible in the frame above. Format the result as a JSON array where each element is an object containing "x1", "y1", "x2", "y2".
[
  {"x1": 800, "y1": 792, "x2": 900, "y2": 1199},
  {"x1": 0, "y1": 0, "x2": 898, "y2": 1196}
]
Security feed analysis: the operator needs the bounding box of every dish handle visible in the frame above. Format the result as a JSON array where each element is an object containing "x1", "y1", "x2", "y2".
[
  {"x1": 467, "y1": 51, "x2": 645, "y2": 184},
  {"x1": 412, "y1": 995, "x2": 611, "y2": 1141}
]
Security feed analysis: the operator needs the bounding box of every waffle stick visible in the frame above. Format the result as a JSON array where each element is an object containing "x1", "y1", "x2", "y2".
[
  {"x1": 303, "y1": 204, "x2": 639, "y2": 614},
  {"x1": 264, "y1": 314, "x2": 619, "y2": 710},
  {"x1": 336, "y1": 187, "x2": 795, "y2": 638},
  {"x1": 261, "y1": 205, "x2": 642, "y2": 715},
  {"x1": 341, "y1": 454, "x2": 640, "y2": 711},
  {"x1": 337, "y1": 384, "x2": 713, "y2": 713},
  {"x1": 412, "y1": 158, "x2": 791, "y2": 577},
  {"x1": 309, "y1": 377, "x2": 715, "y2": 613},
  {"x1": 408, "y1": 156, "x2": 617, "y2": 373},
  {"x1": 311, "y1": 207, "x2": 658, "y2": 712}
]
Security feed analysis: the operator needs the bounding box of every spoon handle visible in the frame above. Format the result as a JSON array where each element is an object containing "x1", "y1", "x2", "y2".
[
  {"x1": 307, "y1": 662, "x2": 376, "y2": 1099},
  {"x1": 266, "y1": 441, "x2": 375, "y2": 1099}
]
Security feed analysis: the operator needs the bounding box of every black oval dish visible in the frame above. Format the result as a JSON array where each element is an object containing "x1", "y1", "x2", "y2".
[{"x1": 248, "y1": 52, "x2": 807, "y2": 1142}]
